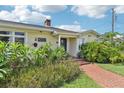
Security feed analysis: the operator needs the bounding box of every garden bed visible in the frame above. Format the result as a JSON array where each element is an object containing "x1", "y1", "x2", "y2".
[
  {"x1": 0, "y1": 61, "x2": 81, "y2": 88},
  {"x1": 0, "y1": 42, "x2": 81, "y2": 88}
]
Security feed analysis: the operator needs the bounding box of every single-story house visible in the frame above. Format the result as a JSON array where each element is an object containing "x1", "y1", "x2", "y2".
[
  {"x1": 79, "y1": 30, "x2": 100, "y2": 44},
  {"x1": 0, "y1": 19, "x2": 99, "y2": 57}
]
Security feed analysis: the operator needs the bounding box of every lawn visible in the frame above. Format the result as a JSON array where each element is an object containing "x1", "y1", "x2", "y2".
[
  {"x1": 98, "y1": 63, "x2": 124, "y2": 76},
  {"x1": 63, "y1": 73, "x2": 101, "y2": 88}
]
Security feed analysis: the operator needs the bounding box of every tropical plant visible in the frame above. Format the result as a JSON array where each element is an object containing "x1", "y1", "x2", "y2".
[
  {"x1": 100, "y1": 32, "x2": 120, "y2": 42},
  {"x1": 49, "y1": 47, "x2": 68, "y2": 63},
  {"x1": 33, "y1": 43, "x2": 52, "y2": 66},
  {"x1": 80, "y1": 41, "x2": 123, "y2": 64},
  {"x1": 0, "y1": 63, "x2": 8, "y2": 80},
  {"x1": 0, "y1": 41, "x2": 70, "y2": 85},
  {"x1": 5, "y1": 43, "x2": 33, "y2": 73},
  {"x1": 80, "y1": 42, "x2": 99, "y2": 62},
  {"x1": 0, "y1": 41, "x2": 10, "y2": 79}
]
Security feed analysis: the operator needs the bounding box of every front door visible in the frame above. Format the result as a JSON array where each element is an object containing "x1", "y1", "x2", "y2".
[{"x1": 60, "y1": 38, "x2": 67, "y2": 51}]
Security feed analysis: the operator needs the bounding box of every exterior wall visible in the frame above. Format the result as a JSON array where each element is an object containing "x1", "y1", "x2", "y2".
[
  {"x1": 0, "y1": 26, "x2": 58, "y2": 49},
  {"x1": 68, "y1": 38, "x2": 78, "y2": 57},
  {"x1": 0, "y1": 26, "x2": 79, "y2": 57},
  {"x1": 27, "y1": 31, "x2": 58, "y2": 49},
  {"x1": 80, "y1": 33, "x2": 98, "y2": 44}
]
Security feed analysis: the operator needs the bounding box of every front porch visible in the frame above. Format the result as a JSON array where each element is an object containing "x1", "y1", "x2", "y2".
[{"x1": 57, "y1": 34, "x2": 79, "y2": 57}]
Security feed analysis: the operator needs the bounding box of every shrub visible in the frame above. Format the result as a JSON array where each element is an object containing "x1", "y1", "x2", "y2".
[
  {"x1": 109, "y1": 53, "x2": 124, "y2": 64},
  {"x1": 6, "y1": 61, "x2": 80, "y2": 88},
  {"x1": 49, "y1": 47, "x2": 69, "y2": 64},
  {"x1": 80, "y1": 42, "x2": 99, "y2": 62},
  {"x1": 33, "y1": 43, "x2": 52, "y2": 66},
  {"x1": 0, "y1": 42, "x2": 68, "y2": 73},
  {"x1": 80, "y1": 41, "x2": 123, "y2": 64},
  {"x1": 0, "y1": 41, "x2": 10, "y2": 80},
  {"x1": 0, "y1": 41, "x2": 72, "y2": 87},
  {"x1": 7, "y1": 43, "x2": 33, "y2": 69}
]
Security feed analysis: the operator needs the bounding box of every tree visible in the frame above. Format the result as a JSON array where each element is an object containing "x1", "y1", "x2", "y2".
[{"x1": 100, "y1": 32, "x2": 121, "y2": 42}]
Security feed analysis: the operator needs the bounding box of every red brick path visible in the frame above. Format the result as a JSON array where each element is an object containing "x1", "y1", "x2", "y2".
[{"x1": 79, "y1": 62, "x2": 124, "y2": 88}]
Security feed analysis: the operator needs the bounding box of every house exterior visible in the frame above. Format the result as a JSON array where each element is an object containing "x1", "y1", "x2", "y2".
[
  {"x1": 79, "y1": 30, "x2": 100, "y2": 44},
  {"x1": 0, "y1": 19, "x2": 99, "y2": 57}
]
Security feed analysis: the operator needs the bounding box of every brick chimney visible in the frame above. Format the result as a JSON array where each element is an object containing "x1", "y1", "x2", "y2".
[{"x1": 44, "y1": 19, "x2": 51, "y2": 27}]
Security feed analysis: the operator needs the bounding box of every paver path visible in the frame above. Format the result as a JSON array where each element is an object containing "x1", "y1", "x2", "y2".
[{"x1": 79, "y1": 62, "x2": 124, "y2": 88}]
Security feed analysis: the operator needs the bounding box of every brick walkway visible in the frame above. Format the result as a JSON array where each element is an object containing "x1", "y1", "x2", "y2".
[{"x1": 79, "y1": 62, "x2": 124, "y2": 88}]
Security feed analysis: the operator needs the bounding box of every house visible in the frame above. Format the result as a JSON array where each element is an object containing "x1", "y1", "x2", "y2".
[
  {"x1": 0, "y1": 19, "x2": 99, "y2": 57},
  {"x1": 79, "y1": 30, "x2": 100, "y2": 44}
]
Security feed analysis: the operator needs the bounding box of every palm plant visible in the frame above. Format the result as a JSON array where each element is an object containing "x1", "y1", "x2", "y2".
[{"x1": 100, "y1": 32, "x2": 120, "y2": 42}]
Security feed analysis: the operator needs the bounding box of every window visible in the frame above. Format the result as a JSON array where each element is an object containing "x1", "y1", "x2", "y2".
[
  {"x1": 0, "y1": 31, "x2": 26, "y2": 43},
  {"x1": 0, "y1": 31, "x2": 12, "y2": 35},
  {"x1": 37, "y1": 38, "x2": 46, "y2": 42},
  {"x1": 15, "y1": 32, "x2": 24, "y2": 36},
  {"x1": 15, "y1": 32, "x2": 25, "y2": 44},
  {"x1": 15, "y1": 37, "x2": 25, "y2": 44},
  {"x1": 0, "y1": 36, "x2": 12, "y2": 42},
  {"x1": 79, "y1": 38, "x2": 85, "y2": 45},
  {"x1": 82, "y1": 38, "x2": 85, "y2": 44},
  {"x1": 88, "y1": 35, "x2": 91, "y2": 37},
  {"x1": 0, "y1": 31, "x2": 12, "y2": 42}
]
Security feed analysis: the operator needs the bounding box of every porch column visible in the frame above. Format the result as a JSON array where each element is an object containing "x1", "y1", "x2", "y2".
[{"x1": 58, "y1": 35, "x2": 61, "y2": 47}]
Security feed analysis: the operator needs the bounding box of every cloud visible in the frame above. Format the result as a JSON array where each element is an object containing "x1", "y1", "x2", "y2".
[
  {"x1": 32, "y1": 5, "x2": 67, "y2": 13},
  {"x1": 56, "y1": 21, "x2": 86, "y2": 32},
  {"x1": 73, "y1": 20, "x2": 80, "y2": 25},
  {"x1": 0, "y1": 5, "x2": 51, "y2": 25},
  {"x1": 0, "y1": 10, "x2": 18, "y2": 21},
  {"x1": 71, "y1": 5, "x2": 111, "y2": 19},
  {"x1": 115, "y1": 5, "x2": 124, "y2": 14}
]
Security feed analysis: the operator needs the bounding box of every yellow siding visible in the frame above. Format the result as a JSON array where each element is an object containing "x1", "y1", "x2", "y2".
[
  {"x1": 0, "y1": 26, "x2": 58, "y2": 49},
  {"x1": 80, "y1": 33, "x2": 98, "y2": 43}
]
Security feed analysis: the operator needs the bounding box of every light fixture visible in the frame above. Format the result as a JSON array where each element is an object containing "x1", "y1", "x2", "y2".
[{"x1": 52, "y1": 30, "x2": 58, "y2": 36}]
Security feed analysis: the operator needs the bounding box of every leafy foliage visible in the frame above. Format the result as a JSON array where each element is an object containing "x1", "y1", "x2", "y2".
[
  {"x1": 49, "y1": 47, "x2": 69, "y2": 64},
  {"x1": 100, "y1": 32, "x2": 121, "y2": 42},
  {"x1": 33, "y1": 43, "x2": 52, "y2": 66},
  {"x1": 3, "y1": 62, "x2": 80, "y2": 88},
  {"x1": 0, "y1": 41, "x2": 74, "y2": 88},
  {"x1": 0, "y1": 41, "x2": 10, "y2": 80},
  {"x1": 80, "y1": 41, "x2": 124, "y2": 64}
]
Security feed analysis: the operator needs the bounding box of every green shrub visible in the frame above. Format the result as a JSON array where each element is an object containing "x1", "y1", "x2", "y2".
[
  {"x1": 0, "y1": 41, "x2": 10, "y2": 80},
  {"x1": 0, "y1": 42, "x2": 68, "y2": 73},
  {"x1": 6, "y1": 61, "x2": 80, "y2": 88},
  {"x1": 80, "y1": 42, "x2": 99, "y2": 62},
  {"x1": 7, "y1": 43, "x2": 33, "y2": 69},
  {"x1": 80, "y1": 41, "x2": 123, "y2": 64},
  {"x1": 49, "y1": 47, "x2": 68, "y2": 64},
  {"x1": 33, "y1": 43, "x2": 52, "y2": 66},
  {"x1": 109, "y1": 53, "x2": 124, "y2": 64},
  {"x1": 0, "y1": 41, "x2": 71, "y2": 87}
]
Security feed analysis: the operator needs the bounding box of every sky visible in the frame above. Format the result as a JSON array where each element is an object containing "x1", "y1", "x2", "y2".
[{"x1": 0, "y1": 5, "x2": 124, "y2": 34}]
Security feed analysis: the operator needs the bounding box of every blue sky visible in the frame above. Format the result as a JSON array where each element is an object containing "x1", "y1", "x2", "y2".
[{"x1": 0, "y1": 5, "x2": 124, "y2": 34}]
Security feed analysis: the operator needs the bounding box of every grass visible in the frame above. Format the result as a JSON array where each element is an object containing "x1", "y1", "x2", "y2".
[
  {"x1": 62, "y1": 73, "x2": 101, "y2": 88},
  {"x1": 98, "y1": 63, "x2": 124, "y2": 76}
]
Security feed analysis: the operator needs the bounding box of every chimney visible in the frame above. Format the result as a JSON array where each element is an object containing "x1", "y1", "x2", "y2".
[{"x1": 44, "y1": 19, "x2": 51, "y2": 27}]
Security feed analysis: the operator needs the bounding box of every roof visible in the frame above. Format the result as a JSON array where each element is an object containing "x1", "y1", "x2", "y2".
[
  {"x1": 0, "y1": 19, "x2": 78, "y2": 34},
  {"x1": 80, "y1": 30, "x2": 100, "y2": 36}
]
